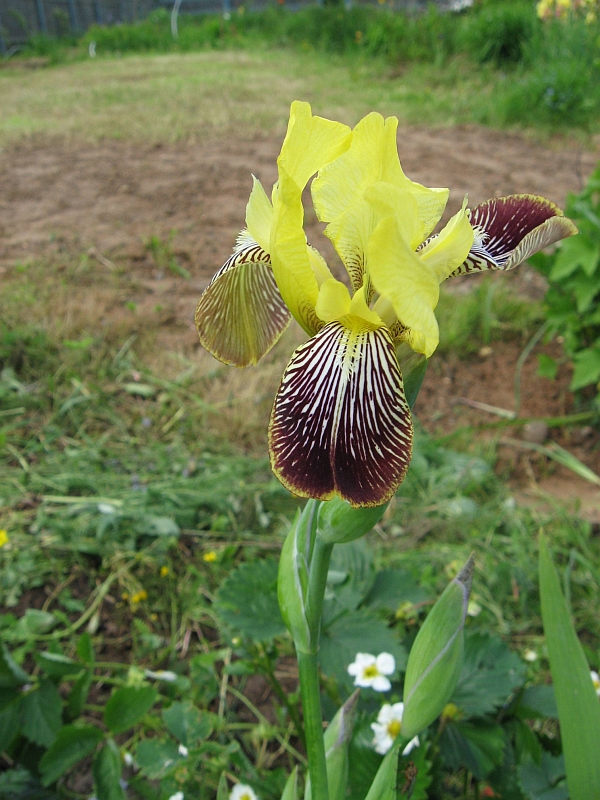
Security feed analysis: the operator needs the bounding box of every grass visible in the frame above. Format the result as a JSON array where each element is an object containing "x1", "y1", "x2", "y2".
[{"x1": 0, "y1": 48, "x2": 498, "y2": 147}]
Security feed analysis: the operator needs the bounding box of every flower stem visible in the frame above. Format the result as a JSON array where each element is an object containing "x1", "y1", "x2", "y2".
[
  {"x1": 298, "y1": 651, "x2": 329, "y2": 800},
  {"x1": 299, "y1": 534, "x2": 333, "y2": 800}
]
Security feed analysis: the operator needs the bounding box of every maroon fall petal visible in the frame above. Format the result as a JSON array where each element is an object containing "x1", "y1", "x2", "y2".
[
  {"x1": 449, "y1": 194, "x2": 578, "y2": 277},
  {"x1": 268, "y1": 321, "x2": 413, "y2": 507}
]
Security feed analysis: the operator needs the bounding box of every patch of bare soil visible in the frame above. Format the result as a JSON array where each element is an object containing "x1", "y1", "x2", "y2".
[{"x1": 1, "y1": 126, "x2": 599, "y2": 514}]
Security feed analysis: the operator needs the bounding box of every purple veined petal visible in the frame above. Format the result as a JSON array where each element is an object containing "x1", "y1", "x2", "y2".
[
  {"x1": 268, "y1": 321, "x2": 413, "y2": 508},
  {"x1": 195, "y1": 235, "x2": 291, "y2": 367},
  {"x1": 448, "y1": 194, "x2": 578, "y2": 277}
]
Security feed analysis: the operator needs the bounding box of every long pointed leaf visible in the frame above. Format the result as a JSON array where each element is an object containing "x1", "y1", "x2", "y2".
[{"x1": 539, "y1": 535, "x2": 600, "y2": 800}]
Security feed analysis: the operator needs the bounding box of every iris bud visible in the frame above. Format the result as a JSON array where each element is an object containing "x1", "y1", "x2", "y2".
[
  {"x1": 277, "y1": 501, "x2": 318, "y2": 654},
  {"x1": 317, "y1": 498, "x2": 387, "y2": 545},
  {"x1": 401, "y1": 554, "x2": 474, "y2": 739}
]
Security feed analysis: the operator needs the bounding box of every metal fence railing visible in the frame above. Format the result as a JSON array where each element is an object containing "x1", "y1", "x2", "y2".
[{"x1": 0, "y1": 0, "x2": 444, "y2": 56}]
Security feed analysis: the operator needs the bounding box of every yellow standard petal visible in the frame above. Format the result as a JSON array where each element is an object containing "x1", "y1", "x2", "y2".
[
  {"x1": 268, "y1": 102, "x2": 351, "y2": 336},
  {"x1": 312, "y1": 112, "x2": 448, "y2": 291},
  {"x1": 245, "y1": 176, "x2": 273, "y2": 252},
  {"x1": 418, "y1": 198, "x2": 474, "y2": 283},
  {"x1": 278, "y1": 100, "x2": 352, "y2": 193},
  {"x1": 367, "y1": 215, "x2": 440, "y2": 358},
  {"x1": 270, "y1": 168, "x2": 323, "y2": 336}
]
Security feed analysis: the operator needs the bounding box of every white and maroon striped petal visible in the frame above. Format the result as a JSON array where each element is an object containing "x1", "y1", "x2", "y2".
[
  {"x1": 449, "y1": 194, "x2": 577, "y2": 277},
  {"x1": 268, "y1": 321, "x2": 413, "y2": 507},
  {"x1": 195, "y1": 236, "x2": 291, "y2": 367}
]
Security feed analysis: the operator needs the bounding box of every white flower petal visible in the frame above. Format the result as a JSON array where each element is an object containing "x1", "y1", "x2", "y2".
[
  {"x1": 371, "y1": 675, "x2": 392, "y2": 692},
  {"x1": 230, "y1": 785, "x2": 258, "y2": 800},
  {"x1": 373, "y1": 731, "x2": 394, "y2": 755},
  {"x1": 376, "y1": 652, "x2": 395, "y2": 676},
  {"x1": 353, "y1": 673, "x2": 376, "y2": 688},
  {"x1": 178, "y1": 744, "x2": 189, "y2": 757},
  {"x1": 402, "y1": 735, "x2": 420, "y2": 756},
  {"x1": 375, "y1": 704, "x2": 396, "y2": 724}
]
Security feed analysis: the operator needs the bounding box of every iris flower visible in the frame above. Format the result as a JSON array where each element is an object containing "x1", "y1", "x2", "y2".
[{"x1": 195, "y1": 101, "x2": 576, "y2": 508}]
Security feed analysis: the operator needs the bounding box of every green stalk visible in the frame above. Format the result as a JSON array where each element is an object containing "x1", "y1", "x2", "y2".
[{"x1": 299, "y1": 533, "x2": 333, "y2": 800}]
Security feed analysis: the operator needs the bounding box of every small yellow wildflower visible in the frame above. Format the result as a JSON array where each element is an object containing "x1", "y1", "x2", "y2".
[
  {"x1": 121, "y1": 592, "x2": 130, "y2": 601},
  {"x1": 160, "y1": 566, "x2": 170, "y2": 578},
  {"x1": 203, "y1": 551, "x2": 218, "y2": 563},
  {"x1": 131, "y1": 590, "x2": 148, "y2": 603},
  {"x1": 0, "y1": 530, "x2": 8, "y2": 548}
]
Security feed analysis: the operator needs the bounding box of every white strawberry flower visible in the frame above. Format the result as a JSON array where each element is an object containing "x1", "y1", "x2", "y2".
[
  {"x1": 229, "y1": 785, "x2": 258, "y2": 800},
  {"x1": 591, "y1": 670, "x2": 600, "y2": 698},
  {"x1": 371, "y1": 703, "x2": 420, "y2": 756},
  {"x1": 347, "y1": 652, "x2": 395, "y2": 691}
]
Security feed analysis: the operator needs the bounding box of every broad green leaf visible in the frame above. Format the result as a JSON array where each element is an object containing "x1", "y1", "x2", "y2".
[
  {"x1": 518, "y1": 752, "x2": 568, "y2": 800},
  {"x1": 104, "y1": 685, "x2": 157, "y2": 734},
  {"x1": 402, "y1": 556, "x2": 473, "y2": 739},
  {"x1": 0, "y1": 687, "x2": 21, "y2": 713},
  {"x1": 35, "y1": 652, "x2": 83, "y2": 678},
  {"x1": 215, "y1": 556, "x2": 286, "y2": 643},
  {"x1": 76, "y1": 632, "x2": 94, "y2": 665},
  {"x1": 0, "y1": 643, "x2": 29, "y2": 688},
  {"x1": 14, "y1": 609, "x2": 57, "y2": 638},
  {"x1": 537, "y1": 354, "x2": 558, "y2": 380},
  {"x1": 0, "y1": 767, "x2": 56, "y2": 800},
  {"x1": 0, "y1": 702, "x2": 21, "y2": 751},
  {"x1": 363, "y1": 569, "x2": 431, "y2": 612},
  {"x1": 570, "y1": 346, "x2": 600, "y2": 391},
  {"x1": 162, "y1": 701, "x2": 212, "y2": 746},
  {"x1": 539, "y1": 536, "x2": 600, "y2": 800},
  {"x1": 363, "y1": 745, "x2": 400, "y2": 800},
  {"x1": 549, "y1": 236, "x2": 599, "y2": 281},
  {"x1": 323, "y1": 539, "x2": 375, "y2": 624},
  {"x1": 281, "y1": 767, "x2": 299, "y2": 800},
  {"x1": 440, "y1": 720, "x2": 505, "y2": 780},
  {"x1": 66, "y1": 670, "x2": 93, "y2": 720},
  {"x1": 488, "y1": 739, "x2": 527, "y2": 800},
  {"x1": 135, "y1": 739, "x2": 181, "y2": 779},
  {"x1": 40, "y1": 725, "x2": 103, "y2": 786},
  {"x1": 93, "y1": 739, "x2": 126, "y2": 800},
  {"x1": 517, "y1": 685, "x2": 558, "y2": 719},
  {"x1": 20, "y1": 680, "x2": 63, "y2": 747},
  {"x1": 319, "y1": 608, "x2": 407, "y2": 694},
  {"x1": 450, "y1": 632, "x2": 526, "y2": 717},
  {"x1": 217, "y1": 773, "x2": 229, "y2": 800}
]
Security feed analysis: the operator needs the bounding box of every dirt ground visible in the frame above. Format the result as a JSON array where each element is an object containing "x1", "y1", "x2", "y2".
[{"x1": 1, "y1": 125, "x2": 599, "y2": 519}]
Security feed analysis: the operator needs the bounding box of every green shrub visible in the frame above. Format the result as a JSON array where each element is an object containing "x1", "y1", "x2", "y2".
[
  {"x1": 458, "y1": 2, "x2": 537, "y2": 65},
  {"x1": 530, "y1": 164, "x2": 600, "y2": 396}
]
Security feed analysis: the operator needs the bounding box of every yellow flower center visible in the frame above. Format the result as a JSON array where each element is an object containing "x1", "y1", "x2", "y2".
[
  {"x1": 387, "y1": 719, "x2": 402, "y2": 738},
  {"x1": 240, "y1": 794, "x2": 252, "y2": 800},
  {"x1": 593, "y1": 677, "x2": 600, "y2": 690},
  {"x1": 363, "y1": 665, "x2": 380, "y2": 679}
]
